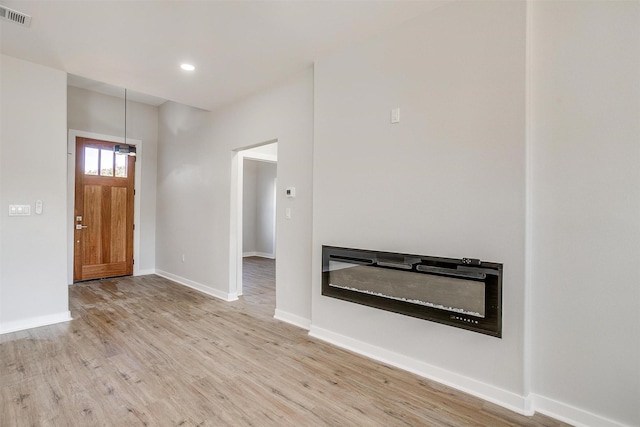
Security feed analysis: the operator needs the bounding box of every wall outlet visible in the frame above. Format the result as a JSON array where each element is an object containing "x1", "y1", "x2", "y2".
[{"x1": 181, "y1": 254, "x2": 185, "y2": 263}]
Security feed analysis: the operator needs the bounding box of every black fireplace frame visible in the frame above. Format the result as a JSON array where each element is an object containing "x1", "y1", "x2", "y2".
[{"x1": 321, "y1": 246, "x2": 503, "y2": 337}]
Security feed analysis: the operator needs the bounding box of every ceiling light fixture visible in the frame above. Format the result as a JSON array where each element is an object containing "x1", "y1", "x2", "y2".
[
  {"x1": 115, "y1": 88, "x2": 136, "y2": 157},
  {"x1": 180, "y1": 63, "x2": 195, "y2": 71}
]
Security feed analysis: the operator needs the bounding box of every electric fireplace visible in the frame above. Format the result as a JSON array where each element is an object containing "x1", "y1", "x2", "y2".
[{"x1": 322, "y1": 246, "x2": 503, "y2": 337}]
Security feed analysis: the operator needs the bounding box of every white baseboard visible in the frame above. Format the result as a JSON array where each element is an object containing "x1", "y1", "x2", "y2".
[
  {"x1": 531, "y1": 394, "x2": 628, "y2": 427},
  {"x1": 274, "y1": 309, "x2": 311, "y2": 330},
  {"x1": 0, "y1": 311, "x2": 72, "y2": 335},
  {"x1": 308, "y1": 325, "x2": 532, "y2": 416},
  {"x1": 243, "y1": 252, "x2": 275, "y2": 259},
  {"x1": 155, "y1": 270, "x2": 238, "y2": 302},
  {"x1": 255, "y1": 252, "x2": 275, "y2": 259}
]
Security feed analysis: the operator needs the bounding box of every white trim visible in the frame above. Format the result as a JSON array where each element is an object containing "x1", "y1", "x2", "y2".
[
  {"x1": 523, "y1": 0, "x2": 534, "y2": 410},
  {"x1": 531, "y1": 394, "x2": 628, "y2": 427},
  {"x1": 309, "y1": 325, "x2": 533, "y2": 416},
  {"x1": 156, "y1": 270, "x2": 238, "y2": 302},
  {"x1": 230, "y1": 150, "x2": 244, "y2": 297},
  {"x1": 0, "y1": 311, "x2": 72, "y2": 335},
  {"x1": 255, "y1": 252, "x2": 275, "y2": 259},
  {"x1": 67, "y1": 130, "x2": 142, "y2": 284},
  {"x1": 243, "y1": 251, "x2": 275, "y2": 259},
  {"x1": 230, "y1": 140, "x2": 278, "y2": 298},
  {"x1": 274, "y1": 309, "x2": 311, "y2": 330},
  {"x1": 243, "y1": 151, "x2": 277, "y2": 163},
  {"x1": 272, "y1": 177, "x2": 277, "y2": 258}
]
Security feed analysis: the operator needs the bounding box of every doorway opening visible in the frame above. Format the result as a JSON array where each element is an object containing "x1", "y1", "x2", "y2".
[
  {"x1": 67, "y1": 130, "x2": 142, "y2": 284},
  {"x1": 73, "y1": 137, "x2": 135, "y2": 281},
  {"x1": 231, "y1": 142, "x2": 277, "y2": 305}
]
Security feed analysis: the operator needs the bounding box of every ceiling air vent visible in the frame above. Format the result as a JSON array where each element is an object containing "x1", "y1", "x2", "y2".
[{"x1": 0, "y1": 5, "x2": 32, "y2": 27}]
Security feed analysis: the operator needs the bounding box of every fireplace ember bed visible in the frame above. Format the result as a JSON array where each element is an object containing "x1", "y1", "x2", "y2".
[{"x1": 322, "y1": 246, "x2": 503, "y2": 337}]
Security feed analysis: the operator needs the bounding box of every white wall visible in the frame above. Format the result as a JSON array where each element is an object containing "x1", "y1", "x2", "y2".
[
  {"x1": 530, "y1": 2, "x2": 640, "y2": 426},
  {"x1": 156, "y1": 68, "x2": 313, "y2": 320},
  {"x1": 67, "y1": 86, "x2": 158, "y2": 274},
  {"x1": 243, "y1": 159, "x2": 277, "y2": 258},
  {"x1": 256, "y1": 161, "x2": 277, "y2": 257},
  {"x1": 0, "y1": 55, "x2": 70, "y2": 333},
  {"x1": 313, "y1": 1, "x2": 638, "y2": 425},
  {"x1": 313, "y1": 0, "x2": 528, "y2": 411},
  {"x1": 243, "y1": 159, "x2": 258, "y2": 254}
]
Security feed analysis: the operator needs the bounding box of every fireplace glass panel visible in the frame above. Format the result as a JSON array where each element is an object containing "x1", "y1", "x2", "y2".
[{"x1": 328, "y1": 261, "x2": 485, "y2": 318}]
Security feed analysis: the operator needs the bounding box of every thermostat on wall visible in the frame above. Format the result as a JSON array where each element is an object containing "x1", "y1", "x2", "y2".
[{"x1": 285, "y1": 187, "x2": 296, "y2": 198}]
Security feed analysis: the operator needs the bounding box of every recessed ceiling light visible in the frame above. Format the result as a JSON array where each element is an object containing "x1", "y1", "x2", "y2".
[{"x1": 180, "y1": 63, "x2": 195, "y2": 71}]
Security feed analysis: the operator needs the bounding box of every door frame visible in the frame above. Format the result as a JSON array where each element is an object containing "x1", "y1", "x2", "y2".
[
  {"x1": 229, "y1": 140, "x2": 277, "y2": 297},
  {"x1": 67, "y1": 130, "x2": 142, "y2": 284}
]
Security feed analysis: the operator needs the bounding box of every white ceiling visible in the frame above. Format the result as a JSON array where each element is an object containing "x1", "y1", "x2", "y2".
[
  {"x1": 67, "y1": 74, "x2": 167, "y2": 106},
  {"x1": 0, "y1": 0, "x2": 446, "y2": 111}
]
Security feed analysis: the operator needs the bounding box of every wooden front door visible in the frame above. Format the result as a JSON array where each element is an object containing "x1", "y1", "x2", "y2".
[{"x1": 74, "y1": 137, "x2": 135, "y2": 281}]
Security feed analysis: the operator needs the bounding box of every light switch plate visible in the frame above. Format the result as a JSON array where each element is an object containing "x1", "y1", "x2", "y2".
[
  {"x1": 9, "y1": 204, "x2": 31, "y2": 216},
  {"x1": 391, "y1": 107, "x2": 400, "y2": 124}
]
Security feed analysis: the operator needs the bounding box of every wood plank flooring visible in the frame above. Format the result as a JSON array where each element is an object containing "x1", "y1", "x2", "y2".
[{"x1": 0, "y1": 257, "x2": 567, "y2": 426}]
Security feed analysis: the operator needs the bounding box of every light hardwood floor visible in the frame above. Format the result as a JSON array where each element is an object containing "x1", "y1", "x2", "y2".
[{"x1": 0, "y1": 257, "x2": 567, "y2": 426}]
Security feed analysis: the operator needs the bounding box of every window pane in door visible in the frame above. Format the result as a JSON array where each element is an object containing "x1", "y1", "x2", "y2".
[
  {"x1": 115, "y1": 153, "x2": 127, "y2": 178},
  {"x1": 100, "y1": 149, "x2": 114, "y2": 176},
  {"x1": 85, "y1": 147, "x2": 99, "y2": 175}
]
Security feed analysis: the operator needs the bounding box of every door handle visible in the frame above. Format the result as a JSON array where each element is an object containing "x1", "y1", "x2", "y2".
[{"x1": 76, "y1": 225, "x2": 88, "y2": 230}]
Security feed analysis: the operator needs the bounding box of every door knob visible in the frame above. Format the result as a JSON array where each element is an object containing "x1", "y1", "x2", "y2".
[{"x1": 76, "y1": 224, "x2": 88, "y2": 229}]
